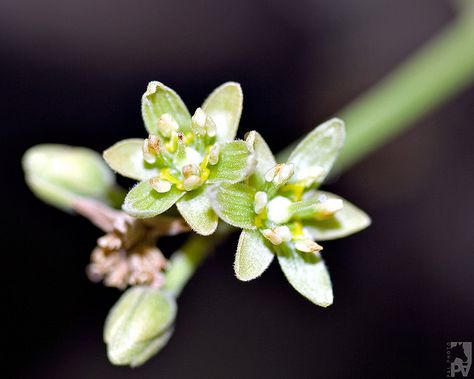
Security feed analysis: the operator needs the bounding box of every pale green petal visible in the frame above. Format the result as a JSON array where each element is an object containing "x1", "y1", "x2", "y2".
[
  {"x1": 208, "y1": 183, "x2": 256, "y2": 229},
  {"x1": 288, "y1": 118, "x2": 345, "y2": 187},
  {"x1": 141, "y1": 81, "x2": 192, "y2": 134},
  {"x1": 207, "y1": 141, "x2": 255, "y2": 184},
  {"x1": 277, "y1": 244, "x2": 333, "y2": 307},
  {"x1": 302, "y1": 191, "x2": 371, "y2": 241},
  {"x1": 177, "y1": 188, "x2": 218, "y2": 236},
  {"x1": 235, "y1": 230, "x2": 274, "y2": 281},
  {"x1": 103, "y1": 139, "x2": 159, "y2": 181},
  {"x1": 245, "y1": 131, "x2": 276, "y2": 188},
  {"x1": 202, "y1": 82, "x2": 243, "y2": 142},
  {"x1": 123, "y1": 181, "x2": 184, "y2": 218}
]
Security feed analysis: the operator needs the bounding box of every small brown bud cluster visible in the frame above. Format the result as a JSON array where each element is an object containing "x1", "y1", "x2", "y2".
[
  {"x1": 76, "y1": 200, "x2": 189, "y2": 290},
  {"x1": 87, "y1": 241, "x2": 167, "y2": 290}
]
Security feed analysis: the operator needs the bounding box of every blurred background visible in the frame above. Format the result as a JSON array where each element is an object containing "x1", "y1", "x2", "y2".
[{"x1": 2, "y1": 0, "x2": 473, "y2": 378}]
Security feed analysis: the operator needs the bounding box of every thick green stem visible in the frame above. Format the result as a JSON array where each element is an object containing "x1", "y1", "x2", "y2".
[{"x1": 164, "y1": 12, "x2": 474, "y2": 296}]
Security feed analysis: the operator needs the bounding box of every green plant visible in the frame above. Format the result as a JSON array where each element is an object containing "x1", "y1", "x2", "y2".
[{"x1": 22, "y1": 8, "x2": 474, "y2": 367}]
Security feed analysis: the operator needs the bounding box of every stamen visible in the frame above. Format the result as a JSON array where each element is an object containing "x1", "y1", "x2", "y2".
[
  {"x1": 261, "y1": 229, "x2": 283, "y2": 245},
  {"x1": 261, "y1": 225, "x2": 292, "y2": 245},
  {"x1": 183, "y1": 175, "x2": 203, "y2": 191},
  {"x1": 182, "y1": 164, "x2": 200, "y2": 178},
  {"x1": 149, "y1": 177, "x2": 172, "y2": 193},
  {"x1": 192, "y1": 107, "x2": 207, "y2": 135},
  {"x1": 314, "y1": 198, "x2": 343, "y2": 220},
  {"x1": 208, "y1": 144, "x2": 220, "y2": 165},
  {"x1": 294, "y1": 239, "x2": 323, "y2": 253},
  {"x1": 254, "y1": 191, "x2": 268, "y2": 214},
  {"x1": 265, "y1": 163, "x2": 294, "y2": 186},
  {"x1": 158, "y1": 113, "x2": 179, "y2": 137}
]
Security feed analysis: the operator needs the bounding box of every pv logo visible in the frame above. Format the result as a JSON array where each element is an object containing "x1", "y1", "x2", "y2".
[{"x1": 447, "y1": 342, "x2": 472, "y2": 377}]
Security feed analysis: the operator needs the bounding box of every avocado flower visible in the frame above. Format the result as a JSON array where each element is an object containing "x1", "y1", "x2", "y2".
[
  {"x1": 104, "y1": 82, "x2": 255, "y2": 235},
  {"x1": 209, "y1": 119, "x2": 370, "y2": 307}
]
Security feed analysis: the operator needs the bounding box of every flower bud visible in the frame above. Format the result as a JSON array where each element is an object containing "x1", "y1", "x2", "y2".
[
  {"x1": 22, "y1": 144, "x2": 116, "y2": 211},
  {"x1": 104, "y1": 286, "x2": 177, "y2": 367}
]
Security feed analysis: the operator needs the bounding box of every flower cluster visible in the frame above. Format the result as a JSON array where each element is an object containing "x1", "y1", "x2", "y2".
[
  {"x1": 209, "y1": 121, "x2": 370, "y2": 306},
  {"x1": 104, "y1": 81, "x2": 255, "y2": 235}
]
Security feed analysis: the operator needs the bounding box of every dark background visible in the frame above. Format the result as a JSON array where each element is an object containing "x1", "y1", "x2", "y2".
[{"x1": 2, "y1": 0, "x2": 473, "y2": 378}]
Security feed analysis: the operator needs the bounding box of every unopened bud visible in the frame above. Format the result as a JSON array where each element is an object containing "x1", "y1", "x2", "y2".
[
  {"x1": 149, "y1": 178, "x2": 172, "y2": 193},
  {"x1": 266, "y1": 196, "x2": 292, "y2": 224},
  {"x1": 22, "y1": 144, "x2": 115, "y2": 211},
  {"x1": 254, "y1": 191, "x2": 268, "y2": 214},
  {"x1": 265, "y1": 163, "x2": 294, "y2": 186},
  {"x1": 294, "y1": 239, "x2": 323, "y2": 253},
  {"x1": 183, "y1": 175, "x2": 202, "y2": 191},
  {"x1": 157, "y1": 113, "x2": 179, "y2": 137},
  {"x1": 208, "y1": 144, "x2": 220, "y2": 165},
  {"x1": 104, "y1": 286, "x2": 176, "y2": 367},
  {"x1": 314, "y1": 198, "x2": 343, "y2": 220}
]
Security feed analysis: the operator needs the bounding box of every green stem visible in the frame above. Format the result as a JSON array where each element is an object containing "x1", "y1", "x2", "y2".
[
  {"x1": 164, "y1": 12, "x2": 474, "y2": 296},
  {"x1": 164, "y1": 225, "x2": 232, "y2": 296}
]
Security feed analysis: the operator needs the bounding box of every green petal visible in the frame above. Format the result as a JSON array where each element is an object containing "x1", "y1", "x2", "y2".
[
  {"x1": 202, "y1": 82, "x2": 243, "y2": 142},
  {"x1": 207, "y1": 141, "x2": 255, "y2": 184},
  {"x1": 123, "y1": 181, "x2": 184, "y2": 218},
  {"x1": 288, "y1": 118, "x2": 345, "y2": 187},
  {"x1": 277, "y1": 244, "x2": 333, "y2": 307},
  {"x1": 177, "y1": 188, "x2": 218, "y2": 236},
  {"x1": 302, "y1": 191, "x2": 371, "y2": 241},
  {"x1": 245, "y1": 131, "x2": 276, "y2": 188},
  {"x1": 235, "y1": 230, "x2": 274, "y2": 281},
  {"x1": 141, "y1": 81, "x2": 192, "y2": 135},
  {"x1": 208, "y1": 183, "x2": 256, "y2": 229},
  {"x1": 103, "y1": 139, "x2": 159, "y2": 181}
]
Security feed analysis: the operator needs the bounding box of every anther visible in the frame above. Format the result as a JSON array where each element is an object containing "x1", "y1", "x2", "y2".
[
  {"x1": 294, "y1": 239, "x2": 323, "y2": 253},
  {"x1": 149, "y1": 177, "x2": 172, "y2": 193}
]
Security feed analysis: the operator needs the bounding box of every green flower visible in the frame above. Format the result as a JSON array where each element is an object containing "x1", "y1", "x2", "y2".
[
  {"x1": 209, "y1": 119, "x2": 370, "y2": 307},
  {"x1": 104, "y1": 81, "x2": 254, "y2": 235}
]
